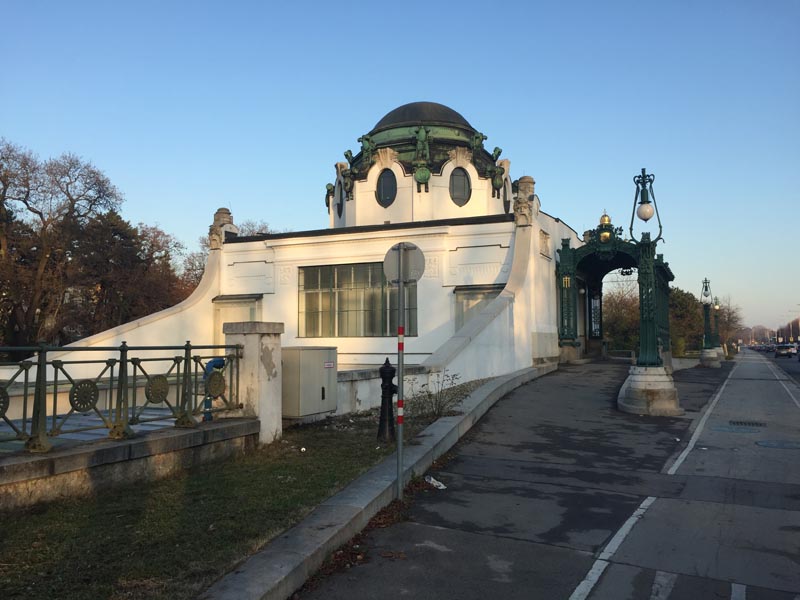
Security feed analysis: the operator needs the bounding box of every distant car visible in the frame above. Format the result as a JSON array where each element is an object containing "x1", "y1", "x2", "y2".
[{"x1": 775, "y1": 344, "x2": 793, "y2": 358}]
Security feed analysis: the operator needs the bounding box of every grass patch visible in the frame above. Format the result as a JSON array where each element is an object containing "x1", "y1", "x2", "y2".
[{"x1": 0, "y1": 379, "x2": 487, "y2": 599}]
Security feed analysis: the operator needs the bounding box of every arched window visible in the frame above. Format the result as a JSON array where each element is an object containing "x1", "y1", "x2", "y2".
[
  {"x1": 450, "y1": 167, "x2": 471, "y2": 206},
  {"x1": 503, "y1": 180, "x2": 511, "y2": 214},
  {"x1": 375, "y1": 169, "x2": 397, "y2": 207}
]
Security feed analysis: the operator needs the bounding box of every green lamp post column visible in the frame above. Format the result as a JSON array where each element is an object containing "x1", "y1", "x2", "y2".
[
  {"x1": 617, "y1": 168, "x2": 682, "y2": 416},
  {"x1": 636, "y1": 233, "x2": 661, "y2": 366},
  {"x1": 629, "y1": 169, "x2": 662, "y2": 367},
  {"x1": 701, "y1": 279, "x2": 713, "y2": 349},
  {"x1": 713, "y1": 296, "x2": 721, "y2": 347},
  {"x1": 699, "y1": 279, "x2": 721, "y2": 368}
]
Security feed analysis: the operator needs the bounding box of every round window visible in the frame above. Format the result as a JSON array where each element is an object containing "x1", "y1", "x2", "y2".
[
  {"x1": 450, "y1": 167, "x2": 471, "y2": 206},
  {"x1": 337, "y1": 183, "x2": 345, "y2": 218},
  {"x1": 376, "y1": 169, "x2": 397, "y2": 208}
]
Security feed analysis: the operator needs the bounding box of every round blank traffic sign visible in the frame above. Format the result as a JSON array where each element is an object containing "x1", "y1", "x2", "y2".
[{"x1": 383, "y1": 242, "x2": 425, "y2": 283}]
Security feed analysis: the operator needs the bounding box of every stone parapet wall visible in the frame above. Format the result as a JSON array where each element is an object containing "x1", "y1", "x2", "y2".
[{"x1": 0, "y1": 420, "x2": 258, "y2": 511}]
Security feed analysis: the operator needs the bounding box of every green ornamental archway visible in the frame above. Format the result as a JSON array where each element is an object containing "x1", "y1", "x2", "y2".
[{"x1": 557, "y1": 214, "x2": 674, "y2": 365}]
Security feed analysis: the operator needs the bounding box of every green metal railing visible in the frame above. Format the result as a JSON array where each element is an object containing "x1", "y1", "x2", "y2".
[{"x1": 0, "y1": 342, "x2": 241, "y2": 453}]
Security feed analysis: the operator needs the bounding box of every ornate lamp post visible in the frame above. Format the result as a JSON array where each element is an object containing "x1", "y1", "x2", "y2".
[
  {"x1": 700, "y1": 279, "x2": 721, "y2": 368},
  {"x1": 713, "y1": 295, "x2": 725, "y2": 359},
  {"x1": 616, "y1": 168, "x2": 682, "y2": 416},
  {"x1": 700, "y1": 279, "x2": 713, "y2": 348},
  {"x1": 628, "y1": 168, "x2": 662, "y2": 367}
]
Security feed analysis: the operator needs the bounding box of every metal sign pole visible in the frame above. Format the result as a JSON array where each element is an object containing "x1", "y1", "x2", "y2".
[
  {"x1": 396, "y1": 243, "x2": 405, "y2": 501},
  {"x1": 383, "y1": 240, "x2": 424, "y2": 502}
]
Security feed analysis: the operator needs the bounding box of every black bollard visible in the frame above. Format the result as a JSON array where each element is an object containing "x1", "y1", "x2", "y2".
[{"x1": 377, "y1": 357, "x2": 398, "y2": 443}]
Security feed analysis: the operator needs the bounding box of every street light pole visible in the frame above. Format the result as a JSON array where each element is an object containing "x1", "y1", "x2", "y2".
[
  {"x1": 700, "y1": 279, "x2": 721, "y2": 368},
  {"x1": 628, "y1": 168, "x2": 662, "y2": 367},
  {"x1": 616, "y1": 168, "x2": 682, "y2": 416}
]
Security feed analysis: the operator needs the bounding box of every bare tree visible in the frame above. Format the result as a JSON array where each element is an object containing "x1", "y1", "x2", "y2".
[
  {"x1": 1, "y1": 140, "x2": 122, "y2": 346},
  {"x1": 717, "y1": 295, "x2": 743, "y2": 347},
  {"x1": 602, "y1": 278, "x2": 640, "y2": 351}
]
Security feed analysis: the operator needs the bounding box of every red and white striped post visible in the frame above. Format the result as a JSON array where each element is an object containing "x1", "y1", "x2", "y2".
[
  {"x1": 396, "y1": 243, "x2": 405, "y2": 501},
  {"x1": 383, "y1": 241, "x2": 424, "y2": 502}
]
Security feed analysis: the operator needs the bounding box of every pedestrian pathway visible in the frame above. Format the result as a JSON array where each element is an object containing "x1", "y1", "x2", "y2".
[
  {"x1": 282, "y1": 356, "x2": 800, "y2": 600},
  {"x1": 571, "y1": 350, "x2": 800, "y2": 599}
]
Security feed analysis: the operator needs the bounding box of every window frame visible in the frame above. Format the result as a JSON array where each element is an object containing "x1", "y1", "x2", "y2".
[
  {"x1": 375, "y1": 168, "x2": 397, "y2": 208},
  {"x1": 453, "y1": 284, "x2": 504, "y2": 330},
  {"x1": 449, "y1": 167, "x2": 472, "y2": 206},
  {"x1": 336, "y1": 182, "x2": 345, "y2": 218},
  {"x1": 298, "y1": 263, "x2": 418, "y2": 338}
]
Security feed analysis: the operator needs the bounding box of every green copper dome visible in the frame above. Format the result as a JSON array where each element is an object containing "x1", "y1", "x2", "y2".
[
  {"x1": 337, "y1": 102, "x2": 501, "y2": 195},
  {"x1": 370, "y1": 102, "x2": 475, "y2": 134}
]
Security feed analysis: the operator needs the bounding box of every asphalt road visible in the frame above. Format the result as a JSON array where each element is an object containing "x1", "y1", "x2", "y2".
[
  {"x1": 766, "y1": 347, "x2": 800, "y2": 386},
  {"x1": 299, "y1": 353, "x2": 800, "y2": 600}
]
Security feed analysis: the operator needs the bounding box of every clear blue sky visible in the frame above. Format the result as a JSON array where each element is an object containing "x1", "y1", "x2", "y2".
[{"x1": 2, "y1": 0, "x2": 798, "y2": 330}]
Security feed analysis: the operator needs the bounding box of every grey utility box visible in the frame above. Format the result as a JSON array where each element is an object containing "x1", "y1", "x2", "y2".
[{"x1": 281, "y1": 347, "x2": 338, "y2": 418}]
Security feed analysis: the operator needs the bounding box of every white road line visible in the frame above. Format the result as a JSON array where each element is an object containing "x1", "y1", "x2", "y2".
[
  {"x1": 568, "y1": 560, "x2": 609, "y2": 600},
  {"x1": 569, "y1": 360, "x2": 743, "y2": 599},
  {"x1": 775, "y1": 377, "x2": 800, "y2": 409},
  {"x1": 598, "y1": 496, "x2": 657, "y2": 561},
  {"x1": 666, "y1": 362, "x2": 740, "y2": 475},
  {"x1": 650, "y1": 571, "x2": 678, "y2": 600},
  {"x1": 731, "y1": 582, "x2": 747, "y2": 599},
  {"x1": 765, "y1": 361, "x2": 800, "y2": 410},
  {"x1": 568, "y1": 497, "x2": 656, "y2": 600}
]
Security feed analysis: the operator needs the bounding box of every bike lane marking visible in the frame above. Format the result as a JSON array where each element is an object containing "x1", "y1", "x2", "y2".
[{"x1": 569, "y1": 361, "x2": 741, "y2": 600}]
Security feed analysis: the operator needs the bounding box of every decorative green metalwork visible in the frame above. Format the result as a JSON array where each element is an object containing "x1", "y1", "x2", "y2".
[
  {"x1": 636, "y1": 234, "x2": 662, "y2": 366},
  {"x1": 413, "y1": 164, "x2": 431, "y2": 191},
  {"x1": 175, "y1": 341, "x2": 198, "y2": 429},
  {"x1": 145, "y1": 374, "x2": 170, "y2": 403},
  {"x1": 557, "y1": 170, "x2": 674, "y2": 365},
  {"x1": 341, "y1": 168, "x2": 354, "y2": 201},
  {"x1": 411, "y1": 126, "x2": 433, "y2": 192},
  {"x1": 701, "y1": 278, "x2": 714, "y2": 349},
  {"x1": 69, "y1": 380, "x2": 100, "y2": 413},
  {"x1": 413, "y1": 126, "x2": 431, "y2": 162},
  {"x1": 558, "y1": 215, "x2": 640, "y2": 346},
  {"x1": 588, "y1": 283, "x2": 603, "y2": 339},
  {"x1": 357, "y1": 134, "x2": 376, "y2": 166},
  {"x1": 205, "y1": 370, "x2": 226, "y2": 399},
  {"x1": 0, "y1": 388, "x2": 8, "y2": 418},
  {"x1": 630, "y1": 169, "x2": 666, "y2": 367},
  {"x1": 25, "y1": 344, "x2": 51, "y2": 452},
  {"x1": 342, "y1": 103, "x2": 500, "y2": 193},
  {"x1": 470, "y1": 131, "x2": 487, "y2": 152},
  {"x1": 630, "y1": 168, "x2": 662, "y2": 243},
  {"x1": 2, "y1": 342, "x2": 241, "y2": 452},
  {"x1": 655, "y1": 255, "x2": 672, "y2": 352},
  {"x1": 324, "y1": 183, "x2": 334, "y2": 209},
  {"x1": 557, "y1": 239, "x2": 578, "y2": 342},
  {"x1": 489, "y1": 163, "x2": 505, "y2": 199},
  {"x1": 110, "y1": 341, "x2": 134, "y2": 440}
]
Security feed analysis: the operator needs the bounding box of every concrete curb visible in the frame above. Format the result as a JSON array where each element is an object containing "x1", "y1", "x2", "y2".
[{"x1": 200, "y1": 363, "x2": 557, "y2": 600}]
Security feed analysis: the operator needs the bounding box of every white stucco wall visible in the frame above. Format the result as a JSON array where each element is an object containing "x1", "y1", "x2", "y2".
[
  {"x1": 1, "y1": 197, "x2": 584, "y2": 411},
  {"x1": 332, "y1": 153, "x2": 511, "y2": 229},
  {"x1": 223, "y1": 219, "x2": 517, "y2": 369}
]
